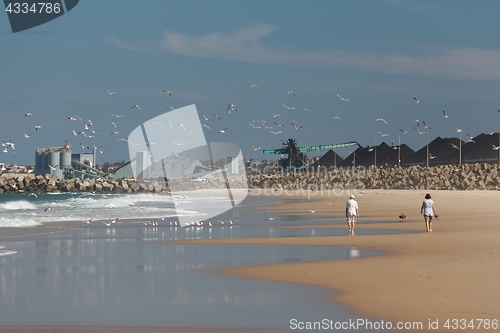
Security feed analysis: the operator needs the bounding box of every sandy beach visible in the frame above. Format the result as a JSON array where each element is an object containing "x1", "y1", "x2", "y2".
[
  {"x1": 1, "y1": 189, "x2": 499, "y2": 332},
  {"x1": 169, "y1": 189, "x2": 500, "y2": 332}
]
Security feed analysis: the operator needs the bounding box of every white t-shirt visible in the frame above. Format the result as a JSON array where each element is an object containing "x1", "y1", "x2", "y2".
[
  {"x1": 346, "y1": 199, "x2": 358, "y2": 216},
  {"x1": 423, "y1": 199, "x2": 434, "y2": 216}
]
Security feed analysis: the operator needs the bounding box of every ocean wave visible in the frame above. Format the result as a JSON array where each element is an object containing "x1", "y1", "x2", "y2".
[{"x1": 0, "y1": 200, "x2": 37, "y2": 210}]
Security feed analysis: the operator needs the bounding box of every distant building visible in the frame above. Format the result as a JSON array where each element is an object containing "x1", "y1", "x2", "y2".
[{"x1": 35, "y1": 141, "x2": 101, "y2": 179}]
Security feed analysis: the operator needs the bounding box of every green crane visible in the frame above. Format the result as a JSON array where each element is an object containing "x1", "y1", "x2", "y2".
[{"x1": 263, "y1": 138, "x2": 359, "y2": 170}]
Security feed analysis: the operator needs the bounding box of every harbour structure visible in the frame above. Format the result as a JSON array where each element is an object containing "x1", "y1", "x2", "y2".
[
  {"x1": 34, "y1": 141, "x2": 104, "y2": 179},
  {"x1": 263, "y1": 138, "x2": 359, "y2": 171}
]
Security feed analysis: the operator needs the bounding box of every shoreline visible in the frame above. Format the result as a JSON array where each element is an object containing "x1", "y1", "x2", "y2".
[
  {"x1": 1, "y1": 189, "x2": 498, "y2": 332},
  {"x1": 166, "y1": 189, "x2": 500, "y2": 332}
]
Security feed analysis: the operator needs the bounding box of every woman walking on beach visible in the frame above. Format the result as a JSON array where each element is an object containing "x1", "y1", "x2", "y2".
[
  {"x1": 346, "y1": 194, "x2": 359, "y2": 235},
  {"x1": 420, "y1": 193, "x2": 437, "y2": 232}
]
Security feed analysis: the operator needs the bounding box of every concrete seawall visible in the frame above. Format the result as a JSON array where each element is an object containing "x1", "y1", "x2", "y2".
[{"x1": 1, "y1": 163, "x2": 499, "y2": 194}]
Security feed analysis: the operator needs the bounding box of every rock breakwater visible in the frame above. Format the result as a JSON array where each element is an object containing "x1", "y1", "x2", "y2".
[{"x1": 1, "y1": 163, "x2": 499, "y2": 195}]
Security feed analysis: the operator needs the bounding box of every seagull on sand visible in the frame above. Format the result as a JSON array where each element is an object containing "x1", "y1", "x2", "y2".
[
  {"x1": 375, "y1": 118, "x2": 388, "y2": 124},
  {"x1": 399, "y1": 213, "x2": 406, "y2": 220},
  {"x1": 217, "y1": 127, "x2": 228, "y2": 134},
  {"x1": 413, "y1": 97, "x2": 421, "y2": 104},
  {"x1": 107, "y1": 90, "x2": 116, "y2": 95},
  {"x1": 269, "y1": 112, "x2": 280, "y2": 118},
  {"x1": 162, "y1": 89, "x2": 172, "y2": 96},
  {"x1": 250, "y1": 84, "x2": 259, "y2": 89},
  {"x1": 131, "y1": 104, "x2": 141, "y2": 110},
  {"x1": 442, "y1": 110, "x2": 450, "y2": 118},
  {"x1": 337, "y1": 94, "x2": 349, "y2": 102}
]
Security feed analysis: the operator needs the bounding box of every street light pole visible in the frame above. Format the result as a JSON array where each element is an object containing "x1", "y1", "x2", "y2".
[
  {"x1": 374, "y1": 137, "x2": 377, "y2": 169},
  {"x1": 398, "y1": 134, "x2": 401, "y2": 167},
  {"x1": 426, "y1": 129, "x2": 430, "y2": 167},
  {"x1": 459, "y1": 130, "x2": 462, "y2": 166}
]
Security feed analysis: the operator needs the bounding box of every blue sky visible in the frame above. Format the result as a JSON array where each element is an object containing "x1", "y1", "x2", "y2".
[{"x1": 2, "y1": 0, "x2": 500, "y2": 166}]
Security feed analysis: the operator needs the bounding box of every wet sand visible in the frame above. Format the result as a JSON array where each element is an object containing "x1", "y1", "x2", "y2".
[
  {"x1": 2, "y1": 189, "x2": 499, "y2": 332},
  {"x1": 198, "y1": 189, "x2": 500, "y2": 331}
]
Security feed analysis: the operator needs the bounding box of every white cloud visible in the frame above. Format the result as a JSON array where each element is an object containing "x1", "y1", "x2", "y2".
[{"x1": 115, "y1": 24, "x2": 500, "y2": 81}]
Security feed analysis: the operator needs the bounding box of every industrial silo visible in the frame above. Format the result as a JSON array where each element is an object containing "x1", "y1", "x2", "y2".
[
  {"x1": 35, "y1": 149, "x2": 43, "y2": 173},
  {"x1": 61, "y1": 151, "x2": 71, "y2": 169},
  {"x1": 41, "y1": 151, "x2": 49, "y2": 175}
]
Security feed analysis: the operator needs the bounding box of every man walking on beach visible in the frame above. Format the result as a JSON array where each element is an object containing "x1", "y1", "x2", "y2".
[
  {"x1": 421, "y1": 193, "x2": 438, "y2": 232},
  {"x1": 346, "y1": 194, "x2": 359, "y2": 235}
]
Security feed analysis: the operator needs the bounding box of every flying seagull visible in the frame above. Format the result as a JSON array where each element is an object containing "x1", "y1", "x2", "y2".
[
  {"x1": 35, "y1": 125, "x2": 41, "y2": 131},
  {"x1": 282, "y1": 104, "x2": 295, "y2": 110},
  {"x1": 24, "y1": 112, "x2": 32, "y2": 117},
  {"x1": 250, "y1": 84, "x2": 259, "y2": 89},
  {"x1": 217, "y1": 127, "x2": 228, "y2": 134},
  {"x1": 415, "y1": 128, "x2": 425, "y2": 135},
  {"x1": 332, "y1": 116, "x2": 342, "y2": 122},
  {"x1": 378, "y1": 132, "x2": 389, "y2": 137},
  {"x1": 450, "y1": 143, "x2": 460, "y2": 150},
  {"x1": 287, "y1": 91, "x2": 296, "y2": 96},
  {"x1": 68, "y1": 116, "x2": 81, "y2": 121},
  {"x1": 111, "y1": 114, "x2": 124, "y2": 118},
  {"x1": 269, "y1": 130, "x2": 282, "y2": 135},
  {"x1": 131, "y1": 104, "x2": 141, "y2": 110},
  {"x1": 107, "y1": 90, "x2": 116, "y2": 95},
  {"x1": 269, "y1": 112, "x2": 280, "y2": 118},
  {"x1": 442, "y1": 110, "x2": 450, "y2": 118},
  {"x1": 337, "y1": 94, "x2": 349, "y2": 102},
  {"x1": 251, "y1": 145, "x2": 261, "y2": 151},
  {"x1": 491, "y1": 144, "x2": 500, "y2": 150},
  {"x1": 400, "y1": 129, "x2": 409, "y2": 134},
  {"x1": 162, "y1": 89, "x2": 172, "y2": 96},
  {"x1": 375, "y1": 118, "x2": 388, "y2": 124},
  {"x1": 413, "y1": 97, "x2": 421, "y2": 104},
  {"x1": 48, "y1": 164, "x2": 58, "y2": 170}
]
